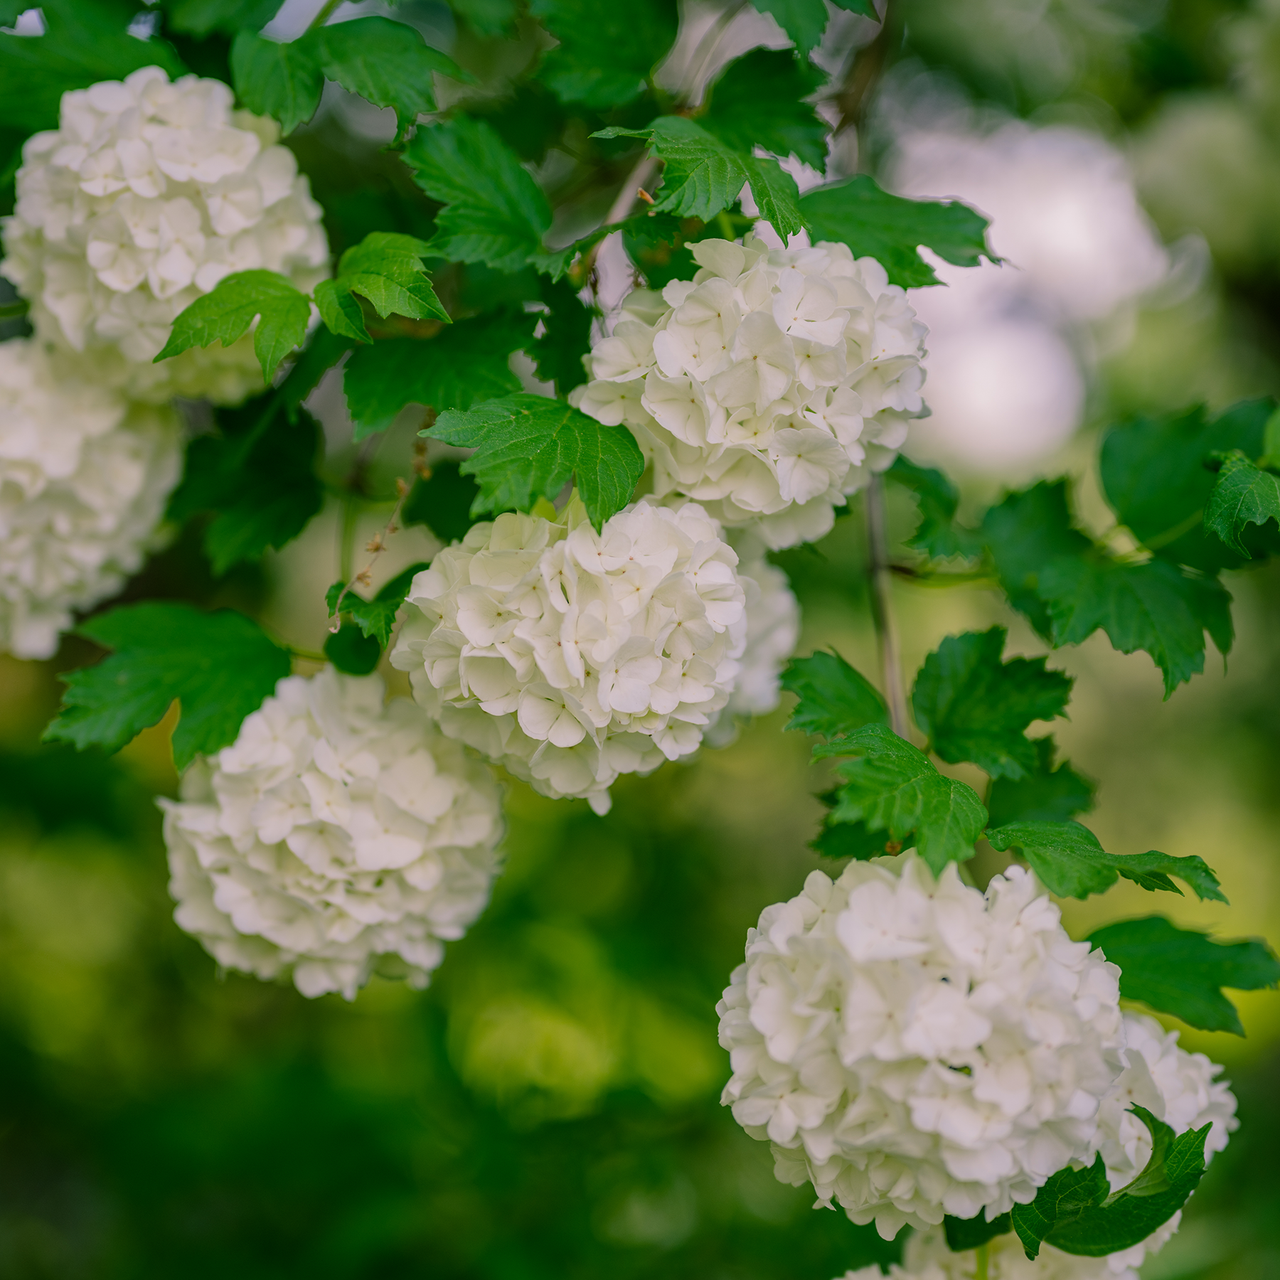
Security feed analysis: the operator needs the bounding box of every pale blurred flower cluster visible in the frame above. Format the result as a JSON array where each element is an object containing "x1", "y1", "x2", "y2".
[
  {"x1": 573, "y1": 237, "x2": 927, "y2": 549},
  {"x1": 162, "y1": 669, "x2": 505, "y2": 1001},
  {"x1": 0, "y1": 337, "x2": 180, "y2": 658},
  {"x1": 2, "y1": 66, "x2": 328, "y2": 404},
  {"x1": 392, "y1": 497, "x2": 749, "y2": 814}
]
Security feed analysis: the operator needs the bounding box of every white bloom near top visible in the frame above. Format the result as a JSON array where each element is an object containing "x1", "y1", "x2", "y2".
[
  {"x1": 1, "y1": 66, "x2": 329, "y2": 404},
  {"x1": 834, "y1": 1016, "x2": 1237, "y2": 1280},
  {"x1": 161, "y1": 669, "x2": 504, "y2": 1001},
  {"x1": 705, "y1": 547, "x2": 800, "y2": 747},
  {"x1": 718, "y1": 855, "x2": 1124, "y2": 1239},
  {"x1": 571, "y1": 236, "x2": 928, "y2": 550},
  {"x1": 390, "y1": 497, "x2": 747, "y2": 814},
  {"x1": 0, "y1": 337, "x2": 180, "y2": 659}
]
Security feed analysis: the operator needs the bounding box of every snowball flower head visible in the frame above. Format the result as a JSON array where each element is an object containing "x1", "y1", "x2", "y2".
[
  {"x1": 836, "y1": 1012, "x2": 1237, "y2": 1280},
  {"x1": 705, "y1": 546, "x2": 799, "y2": 746},
  {"x1": 571, "y1": 236, "x2": 928, "y2": 550},
  {"x1": 390, "y1": 496, "x2": 747, "y2": 814},
  {"x1": 2, "y1": 66, "x2": 329, "y2": 404},
  {"x1": 718, "y1": 854, "x2": 1124, "y2": 1239},
  {"x1": 161, "y1": 669, "x2": 504, "y2": 1001},
  {"x1": 0, "y1": 337, "x2": 180, "y2": 658}
]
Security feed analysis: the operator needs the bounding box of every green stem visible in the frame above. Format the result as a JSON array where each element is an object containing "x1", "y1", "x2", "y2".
[
  {"x1": 339, "y1": 494, "x2": 358, "y2": 583},
  {"x1": 308, "y1": 0, "x2": 344, "y2": 30},
  {"x1": 290, "y1": 646, "x2": 328, "y2": 663},
  {"x1": 0, "y1": 300, "x2": 29, "y2": 319},
  {"x1": 866, "y1": 474, "x2": 910, "y2": 739},
  {"x1": 975, "y1": 1241, "x2": 990, "y2": 1280}
]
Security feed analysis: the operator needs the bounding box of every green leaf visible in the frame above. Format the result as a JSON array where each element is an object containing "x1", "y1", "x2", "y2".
[
  {"x1": 528, "y1": 275, "x2": 596, "y2": 395},
  {"x1": 168, "y1": 403, "x2": 323, "y2": 575},
  {"x1": 0, "y1": 744, "x2": 138, "y2": 839},
  {"x1": 0, "y1": 1, "x2": 186, "y2": 137},
  {"x1": 981, "y1": 481, "x2": 1092, "y2": 640},
  {"x1": 310, "y1": 16, "x2": 461, "y2": 133},
  {"x1": 1204, "y1": 450, "x2": 1280, "y2": 557},
  {"x1": 986, "y1": 820, "x2": 1226, "y2": 902},
  {"x1": 402, "y1": 461, "x2": 483, "y2": 544},
  {"x1": 327, "y1": 561, "x2": 430, "y2": 648},
  {"x1": 155, "y1": 270, "x2": 311, "y2": 383},
  {"x1": 1088, "y1": 916, "x2": 1280, "y2": 1035},
  {"x1": 43, "y1": 604, "x2": 290, "y2": 772},
  {"x1": 781, "y1": 651, "x2": 887, "y2": 740},
  {"x1": 324, "y1": 623, "x2": 381, "y2": 675},
  {"x1": 279, "y1": 328, "x2": 354, "y2": 420},
  {"x1": 701, "y1": 48, "x2": 828, "y2": 171},
  {"x1": 230, "y1": 30, "x2": 322, "y2": 134},
  {"x1": 819, "y1": 724, "x2": 989, "y2": 874},
  {"x1": 427, "y1": 393, "x2": 645, "y2": 531},
  {"x1": 799, "y1": 175, "x2": 993, "y2": 288},
  {"x1": 531, "y1": 0, "x2": 678, "y2": 108},
  {"x1": 811, "y1": 817, "x2": 900, "y2": 860},
  {"x1": 594, "y1": 117, "x2": 806, "y2": 240},
  {"x1": 1013, "y1": 1108, "x2": 1212, "y2": 1260},
  {"x1": 448, "y1": 0, "x2": 519, "y2": 37},
  {"x1": 1100, "y1": 399, "x2": 1277, "y2": 572},
  {"x1": 343, "y1": 312, "x2": 534, "y2": 438},
  {"x1": 313, "y1": 281, "x2": 369, "y2": 343},
  {"x1": 162, "y1": 0, "x2": 283, "y2": 37},
  {"x1": 403, "y1": 117, "x2": 552, "y2": 273},
  {"x1": 943, "y1": 1212, "x2": 1011, "y2": 1253},
  {"x1": 911, "y1": 628, "x2": 1072, "y2": 779},
  {"x1": 888, "y1": 456, "x2": 982, "y2": 559},
  {"x1": 745, "y1": 0, "x2": 835, "y2": 54},
  {"x1": 322, "y1": 232, "x2": 450, "y2": 340},
  {"x1": 986, "y1": 737, "x2": 1094, "y2": 827},
  {"x1": 1037, "y1": 556, "x2": 1231, "y2": 697}
]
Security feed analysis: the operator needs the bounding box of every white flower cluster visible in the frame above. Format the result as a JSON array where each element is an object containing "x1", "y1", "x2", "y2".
[
  {"x1": 706, "y1": 548, "x2": 800, "y2": 747},
  {"x1": 2, "y1": 66, "x2": 328, "y2": 404},
  {"x1": 391, "y1": 497, "x2": 747, "y2": 814},
  {"x1": 571, "y1": 237, "x2": 928, "y2": 550},
  {"x1": 160, "y1": 669, "x2": 504, "y2": 1001},
  {"x1": 836, "y1": 1014, "x2": 1236, "y2": 1280},
  {"x1": 718, "y1": 855, "x2": 1126, "y2": 1240},
  {"x1": 0, "y1": 338, "x2": 180, "y2": 658}
]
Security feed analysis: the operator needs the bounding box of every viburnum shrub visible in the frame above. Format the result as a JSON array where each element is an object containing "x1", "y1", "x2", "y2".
[{"x1": 3, "y1": 1, "x2": 1279, "y2": 1275}]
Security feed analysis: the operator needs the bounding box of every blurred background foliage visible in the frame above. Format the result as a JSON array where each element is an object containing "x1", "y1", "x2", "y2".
[{"x1": 3, "y1": 0, "x2": 1280, "y2": 1276}]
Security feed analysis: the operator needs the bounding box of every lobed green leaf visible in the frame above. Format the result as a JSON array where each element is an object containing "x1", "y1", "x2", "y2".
[
  {"x1": 154, "y1": 270, "x2": 311, "y2": 383},
  {"x1": 342, "y1": 311, "x2": 535, "y2": 438},
  {"x1": 403, "y1": 117, "x2": 553, "y2": 273},
  {"x1": 402, "y1": 461, "x2": 483, "y2": 545},
  {"x1": 781, "y1": 651, "x2": 887, "y2": 741},
  {"x1": 911, "y1": 627, "x2": 1073, "y2": 779},
  {"x1": 531, "y1": 0, "x2": 677, "y2": 108},
  {"x1": 1089, "y1": 916, "x2": 1280, "y2": 1034},
  {"x1": 799, "y1": 174, "x2": 994, "y2": 288},
  {"x1": 327, "y1": 561, "x2": 430, "y2": 648},
  {"x1": 985, "y1": 737, "x2": 1095, "y2": 827},
  {"x1": 746, "y1": 0, "x2": 876, "y2": 55},
  {"x1": 701, "y1": 48, "x2": 828, "y2": 171},
  {"x1": 230, "y1": 31, "x2": 322, "y2": 135},
  {"x1": 594, "y1": 117, "x2": 806, "y2": 240},
  {"x1": 1203, "y1": 450, "x2": 1280, "y2": 557},
  {"x1": 888, "y1": 456, "x2": 983, "y2": 560},
  {"x1": 43, "y1": 604, "x2": 289, "y2": 772},
  {"x1": 986, "y1": 820, "x2": 1226, "y2": 902},
  {"x1": 819, "y1": 724, "x2": 988, "y2": 873},
  {"x1": 427, "y1": 393, "x2": 645, "y2": 531}
]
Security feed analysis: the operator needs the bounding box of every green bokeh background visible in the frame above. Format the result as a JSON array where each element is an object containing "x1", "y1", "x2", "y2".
[{"x1": 5, "y1": 0, "x2": 1280, "y2": 1276}]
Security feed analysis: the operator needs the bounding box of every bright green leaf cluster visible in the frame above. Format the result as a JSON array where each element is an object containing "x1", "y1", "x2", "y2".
[
  {"x1": 44, "y1": 604, "x2": 289, "y2": 771},
  {"x1": 427, "y1": 393, "x2": 646, "y2": 531},
  {"x1": 315, "y1": 232, "x2": 449, "y2": 343},
  {"x1": 231, "y1": 16, "x2": 463, "y2": 136}
]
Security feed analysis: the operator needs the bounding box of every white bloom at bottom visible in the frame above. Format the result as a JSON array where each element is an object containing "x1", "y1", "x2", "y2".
[
  {"x1": 718, "y1": 854, "x2": 1124, "y2": 1239},
  {"x1": 0, "y1": 337, "x2": 180, "y2": 659},
  {"x1": 390, "y1": 496, "x2": 747, "y2": 814},
  {"x1": 705, "y1": 546, "x2": 800, "y2": 746},
  {"x1": 160, "y1": 669, "x2": 504, "y2": 1001},
  {"x1": 833, "y1": 1013, "x2": 1237, "y2": 1280}
]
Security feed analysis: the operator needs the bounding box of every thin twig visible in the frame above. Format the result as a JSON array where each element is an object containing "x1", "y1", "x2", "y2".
[
  {"x1": 327, "y1": 476, "x2": 413, "y2": 631},
  {"x1": 865, "y1": 474, "x2": 910, "y2": 738}
]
